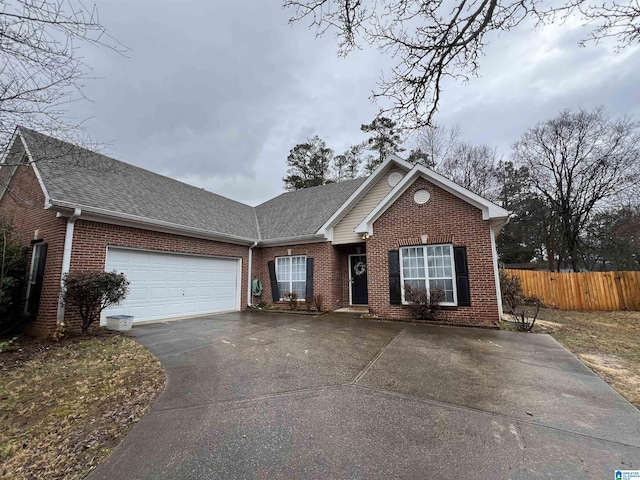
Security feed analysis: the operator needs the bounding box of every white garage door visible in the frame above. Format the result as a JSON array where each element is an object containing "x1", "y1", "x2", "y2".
[{"x1": 102, "y1": 248, "x2": 241, "y2": 324}]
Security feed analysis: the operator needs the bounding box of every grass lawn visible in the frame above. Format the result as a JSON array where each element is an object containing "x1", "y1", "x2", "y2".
[
  {"x1": 0, "y1": 331, "x2": 165, "y2": 480},
  {"x1": 530, "y1": 308, "x2": 640, "y2": 409}
]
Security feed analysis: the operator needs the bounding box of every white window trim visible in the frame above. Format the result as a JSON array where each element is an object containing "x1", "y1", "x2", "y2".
[
  {"x1": 399, "y1": 244, "x2": 458, "y2": 307},
  {"x1": 275, "y1": 255, "x2": 307, "y2": 301}
]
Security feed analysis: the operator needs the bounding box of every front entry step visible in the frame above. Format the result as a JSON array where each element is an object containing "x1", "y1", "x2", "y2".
[{"x1": 334, "y1": 306, "x2": 369, "y2": 314}]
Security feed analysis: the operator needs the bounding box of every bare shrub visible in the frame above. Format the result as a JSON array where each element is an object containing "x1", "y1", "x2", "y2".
[
  {"x1": 404, "y1": 285, "x2": 443, "y2": 320},
  {"x1": 499, "y1": 269, "x2": 523, "y2": 314},
  {"x1": 313, "y1": 294, "x2": 324, "y2": 312},
  {"x1": 284, "y1": 292, "x2": 298, "y2": 311}
]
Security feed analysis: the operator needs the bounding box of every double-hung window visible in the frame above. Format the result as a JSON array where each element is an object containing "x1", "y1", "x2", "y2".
[
  {"x1": 276, "y1": 256, "x2": 306, "y2": 300},
  {"x1": 400, "y1": 244, "x2": 456, "y2": 305}
]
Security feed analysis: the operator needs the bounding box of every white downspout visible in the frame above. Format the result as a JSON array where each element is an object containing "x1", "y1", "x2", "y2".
[
  {"x1": 247, "y1": 241, "x2": 258, "y2": 306},
  {"x1": 490, "y1": 220, "x2": 508, "y2": 320},
  {"x1": 57, "y1": 208, "x2": 81, "y2": 324}
]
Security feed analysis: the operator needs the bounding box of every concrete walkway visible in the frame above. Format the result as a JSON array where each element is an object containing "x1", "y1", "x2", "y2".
[{"x1": 89, "y1": 312, "x2": 640, "y2": 479}]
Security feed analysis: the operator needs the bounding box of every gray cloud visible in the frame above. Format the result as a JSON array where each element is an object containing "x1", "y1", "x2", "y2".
[{"x1": 64, "y1": 3, "x2": 639, "y2": 205}]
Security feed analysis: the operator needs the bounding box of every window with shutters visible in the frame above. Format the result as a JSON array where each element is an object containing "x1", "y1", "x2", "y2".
[
  {"x1": 400, "y1": 244, "x2": 457, "y2": 305},
  {"x1": 275, "y1": 256, "x2": 306, "y2": 300}
]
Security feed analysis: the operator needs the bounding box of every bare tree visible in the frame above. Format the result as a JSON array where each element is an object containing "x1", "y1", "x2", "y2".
[
  {"x1": 0, "y1": 0, "x2": 123, "y2": 149},
  {"x1": 409, "y1": 123, "x2": 499, "y2": 199},
  {"x1": 440, "y1": 142, "x2": 500, "y2": 200},
  {"x1": 512, "y1": 107, "x2": 640, "y2": 272},
  {"x1": 410, "y1": 123, "x2": 461, "y2": 169},
  {"x1": 284, "y1": 0, "x2": 640, "y2": 128}
]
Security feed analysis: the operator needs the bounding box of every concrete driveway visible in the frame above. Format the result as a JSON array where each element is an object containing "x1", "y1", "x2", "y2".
[{"x1": 89, "y1": 312, "x2": 640, "y2": 479}]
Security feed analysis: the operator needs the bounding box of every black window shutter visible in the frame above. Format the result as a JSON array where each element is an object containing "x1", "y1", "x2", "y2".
[
  {"x1": 454, "y1": 246, "x2": 471, "y2": 307},
  {"x1": 388, "y1": 250, "x2": 402, "y2": 305},
  {"x1": 28, "y1": 243, "x2": 48, "y2": 317},
  {"x1": 305, "y1": 258, "x2": 314, "y2": 299},
  {"x1": 267, "y1": 260, "x2": 279, "y2": 302}
]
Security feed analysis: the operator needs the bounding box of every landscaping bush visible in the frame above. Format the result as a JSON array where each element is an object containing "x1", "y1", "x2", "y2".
[
  {"x1": 499, "y1": 269, "x2": 543, "y2": 331},
  {"x1": 62, "y1": 271, "x2": 130, "y2": 334},
  {"x1": 499, "y1": 269, "x2": 522, "y2": 314},
  {"x1": 404, "y1": 285, "x2": 443, "y2": 320},
  {"x1": 284, "y1": 292, "x2": 298, "y2": 311},
  {"x1": 510, "y1": 296, "x2": 543, "y2": 331},
  {"x1": 313, "y1": 293, "x2": 324, "y2": 312},
  {"x1": 0, "y1": 219, "x2": 27, "y2": 335}
]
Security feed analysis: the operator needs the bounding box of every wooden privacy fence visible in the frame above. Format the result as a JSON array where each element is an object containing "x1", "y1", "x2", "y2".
[{"x1": 504, "y1": 269, "x2": 640, "y2": 311}]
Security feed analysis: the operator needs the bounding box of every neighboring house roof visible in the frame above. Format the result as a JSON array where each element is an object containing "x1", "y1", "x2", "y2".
[
  {"x1": 1, "y1": 127, "x2": 509, "y2": 245},
  {"x1": 255, "y1": 178, "x2": 366, "y2": 241},
  {"x1": 17, "y1": 127, "x2": 260, "y2": 242}
]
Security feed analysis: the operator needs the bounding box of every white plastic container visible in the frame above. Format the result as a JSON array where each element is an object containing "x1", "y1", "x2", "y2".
[{"x1": 106, "y1": 315, "x2": 134, "y2": 331}]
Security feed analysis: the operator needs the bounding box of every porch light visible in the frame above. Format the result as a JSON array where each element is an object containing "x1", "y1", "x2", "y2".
[{"x1": 362, "y1": 233, "x2": 371, "y2": 240}]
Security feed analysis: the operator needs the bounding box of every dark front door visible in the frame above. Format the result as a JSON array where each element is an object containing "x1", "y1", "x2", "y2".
[{"x1": 349, "y1": 254, "x2": 368, "y2": 305}]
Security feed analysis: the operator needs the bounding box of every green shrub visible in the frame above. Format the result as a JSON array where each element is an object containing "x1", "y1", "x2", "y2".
[{"x1": 62, "y1": 271, "x2": 130, "y2": 334}]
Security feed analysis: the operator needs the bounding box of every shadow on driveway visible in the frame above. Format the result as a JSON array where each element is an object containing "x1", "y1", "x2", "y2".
[{"x1": 89, "y1": 311, "x2": 640, "y2": 479}]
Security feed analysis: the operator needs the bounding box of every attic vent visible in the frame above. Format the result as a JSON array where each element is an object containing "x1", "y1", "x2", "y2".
[
  {"x1": 388, "y1": 172, "x2": 403, "y2": 187},
  {"x1": 414, "y1": 189, "x2": 430, "y2": 204}
]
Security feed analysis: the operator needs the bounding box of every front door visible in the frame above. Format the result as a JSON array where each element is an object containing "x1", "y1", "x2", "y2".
[{"x1": 349, "y1": 254, "x2": 368, "y2": 305}]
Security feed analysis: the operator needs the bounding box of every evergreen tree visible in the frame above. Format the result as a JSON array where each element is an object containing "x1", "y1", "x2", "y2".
[
  {"x1": 360, "y1": 116, "x2": 404, "y2": 173},
  {"x1": 283, "y1": 135, "x2": 334, "y2": 191}
]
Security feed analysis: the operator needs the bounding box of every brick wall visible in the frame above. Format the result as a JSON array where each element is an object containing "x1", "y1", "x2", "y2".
[
  {"x1": 65, "y1": 219, "x2": 250, "y2": 329},
  {"x1": 253, "y1": 242, "x2": 343, "y2": 310},
  {"x1": 366, "y1": 176, "x2": 500, "y2": 327},
  {"x1": 0, "y1": 162, "x2": 251, "y2": 337},
  {"x1": 0, "y1": 164, "x2": 66, "y2": 337}
]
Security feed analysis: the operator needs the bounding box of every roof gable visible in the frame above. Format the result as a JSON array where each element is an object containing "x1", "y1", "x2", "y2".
[
  {"x1": 316, "y1": 154, "x2": 413, "y2": 237},
  {"x1": 355, "y1": 164, "x2": 510, "y2": 235},
  {"x1": 0, "y1": 128, "x2": 51, "y2": 207}
]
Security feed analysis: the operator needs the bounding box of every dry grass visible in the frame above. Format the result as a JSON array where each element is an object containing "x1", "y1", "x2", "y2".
[
  {"x1": 0, "y1": 332, "x2": 165, "y2": 480},
  {"x1": 533, "y1": 308, "x2": 640, "y2": 409}
]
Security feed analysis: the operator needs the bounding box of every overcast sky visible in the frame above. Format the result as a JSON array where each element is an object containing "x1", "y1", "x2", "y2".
[{"x1": 67, "y1": 1, "x2": 640, "y2": 206}]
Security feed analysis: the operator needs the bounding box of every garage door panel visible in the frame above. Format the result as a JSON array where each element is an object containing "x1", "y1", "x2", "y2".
[{"x1": 102, "y1": 248, "x2": 239, "y2": 324}]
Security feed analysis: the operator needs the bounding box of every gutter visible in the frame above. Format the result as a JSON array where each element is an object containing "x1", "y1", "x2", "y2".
[
  {"x1": 247, "y1": 240, "x2": 258, "y2": 307},
  {"x1": 257, "y1": 233, "x2": 328, "y2": 247},
  {"x1": 50, "y1": 200, "x2": 258, "y2": 246},
  {"x1": 56, "y1": 207, "x2": 81, "y2": 324}
]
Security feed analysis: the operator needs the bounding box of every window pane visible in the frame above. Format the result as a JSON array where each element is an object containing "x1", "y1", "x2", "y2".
[
  {"x1": 291, "y1": 256, "x2": 306, "y2": 281},
  {"x1": 278, "y1": 281, "x2": 289, "y2": 296},
  {"x1": 291, "y1": 281, "x2": 306, "y2": 298},
  {"x1": 430, "y1": 279, "x2": 454, "y2": 303},
  {"x1": 276, "y1": 257, "x2": 290, "y2": 281},
  {"x1": 405, "y1": 279, "x2": 426, "y2": 291}
]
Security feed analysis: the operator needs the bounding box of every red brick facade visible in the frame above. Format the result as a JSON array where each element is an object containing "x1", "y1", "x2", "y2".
[
  {"x1": 1, "y1": 160, "x2": 500, "y2": 337},
  {"x1": 365, "y1": 176, "x2": 499, "y2": 326},
  {"x1": 0, "y1": 165, "x2": 250, "y2": 337},
  {"x1": 0, "y1": 164, "x2": 66, "y2": 337},
  {"x1": 253, "y1": 243, "x2": 343, "y2": 310}
]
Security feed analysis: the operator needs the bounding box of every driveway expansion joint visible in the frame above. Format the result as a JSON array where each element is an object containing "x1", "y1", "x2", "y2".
[
  {"x1": 352, "y1": 330, "x2": 403, "y2": 384},
  {"x1": 151, "y1": 383, "x2": 354, "y2": 413}
]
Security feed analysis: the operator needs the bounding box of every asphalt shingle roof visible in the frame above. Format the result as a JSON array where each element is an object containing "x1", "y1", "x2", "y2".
[
  {"x1": 255, "y1": 178, "x2": 366, "y2": 240},
  {"x1": 19, "y1": 128, "x2": 259, "y2": 240},
  {"x1": 15, "y1": 128, "x2": 366, "y2": 242}
]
